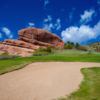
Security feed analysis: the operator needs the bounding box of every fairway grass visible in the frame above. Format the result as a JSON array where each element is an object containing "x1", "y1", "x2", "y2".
[
  {"x1": 0, "y1": 50, "x2": 100, "y2": 75},
  {"x1": 58, "y1": 67, "x2": 100, "y2": 100}
]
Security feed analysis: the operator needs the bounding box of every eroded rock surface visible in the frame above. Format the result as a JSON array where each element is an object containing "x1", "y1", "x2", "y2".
[{"x1": 18, "y1": 28, "x2": 64, "y2": 48}]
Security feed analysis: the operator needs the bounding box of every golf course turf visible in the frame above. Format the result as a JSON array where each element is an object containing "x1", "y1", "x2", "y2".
[{"x1": 0, "y1": 50, "x2": 100, "y2": 100}]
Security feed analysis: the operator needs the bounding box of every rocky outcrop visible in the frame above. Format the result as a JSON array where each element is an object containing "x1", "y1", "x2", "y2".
[
  {"x1": 0, "y1": 43, "x2": 34, "y2": 57},
  {"x1": 18, "y1": 28, "x2": 64, "y2": 48},
  {"x1": 0, "y1": 27, "x2": 64, "y2": 57}
]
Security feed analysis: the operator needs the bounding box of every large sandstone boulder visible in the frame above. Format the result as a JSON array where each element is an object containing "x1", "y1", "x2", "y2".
[{"x1": 18, "y1": 28, "x2": 64, "y2": 48}]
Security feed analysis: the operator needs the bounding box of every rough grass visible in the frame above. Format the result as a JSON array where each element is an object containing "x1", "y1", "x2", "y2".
[
  {"x1": 58, "y1": 67, "x2": 100, "y2": 100},
  {"x1": 0, "y1": 50, "x2": 100, "y2": 75}
]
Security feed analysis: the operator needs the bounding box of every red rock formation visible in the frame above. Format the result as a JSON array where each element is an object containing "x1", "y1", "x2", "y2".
[
  {"x1": 0, "y1": 27, "x2": 64, "y2": 57},
  {"x1": 18, "y1": 28, "x2": 64, "y2": 48},
  {"x1": 0, "y1": 43, "x2": 34, "y2": 57}
]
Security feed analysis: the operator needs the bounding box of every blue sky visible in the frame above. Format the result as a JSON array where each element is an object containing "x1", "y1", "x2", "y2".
[{"x1": 0, "y1": 0, "x2": 100, "y2": 44}]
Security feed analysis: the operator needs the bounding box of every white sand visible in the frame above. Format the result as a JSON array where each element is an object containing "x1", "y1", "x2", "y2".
[{"x1": 0, "y1": 62, "x2": 100, "y2": 100}]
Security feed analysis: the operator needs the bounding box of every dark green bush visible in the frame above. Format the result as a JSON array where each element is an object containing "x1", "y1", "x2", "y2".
[
  {"x1": 64, "y1": 44, "x2": 73, "y2": 49},
  {"x1": 77, "y1": 46, "x2": 88, "y2": 51},
  {"x1": 75, "y1": 43, "x2": 80, "y2": 49}
]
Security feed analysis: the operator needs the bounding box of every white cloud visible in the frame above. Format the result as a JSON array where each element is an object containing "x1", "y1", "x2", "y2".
[
  {"x1": 44, "y1": 0, "x2": 50, "y2": 7},
  {"x1": 2, "y1": 27, "x2": 11, "y2": 35},
  {"x1": 61, "y1": 9, "x2": 98, "y2": 44},
  {"x1": 2, "y1": 27, "x2": 13, "y2": 39},
  {"x1": 80, "y1": 9, "x2": 95, "y2": 24},
  {"x1": 43, "y1": 23, "x2": 54, "y2": 31},
  {"x1": 55, "y1": 18, "x2": 61, "y2": 30},
  {"x1": 44, "y1": 15, "x2": 52, "y2": 22},
  {"x1": 61, "y1": 21, "x2": 100, "y2": 44},
  {"x1": 28, "y1": 22, "x2": 35, "y2": 27},
  {"x1": 43, "y1": 15, "x2": 61, "y2": 32},
  {"x1": 43, "y1": 15, "x2": 54, "y2": 31},
  {"x1": 93, "y1": 21, "x2": 100, "y2": 35}
]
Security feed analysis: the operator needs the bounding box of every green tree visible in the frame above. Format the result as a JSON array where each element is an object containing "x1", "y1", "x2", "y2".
[{"x1": 75, "y1": 43, "x2": 80, "y2": 49}]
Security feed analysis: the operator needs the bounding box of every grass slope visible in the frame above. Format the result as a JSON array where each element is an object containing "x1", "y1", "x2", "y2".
[
  {"x1": 58, "y1": 67, "x2": 100, "y2": 100},
  {"x1": 0, "y1": 50, "x2": 100, "y2": 75}
]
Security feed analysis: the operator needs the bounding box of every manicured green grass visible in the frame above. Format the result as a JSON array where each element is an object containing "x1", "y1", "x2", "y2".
[
  {"x1": 0, "y1": 50, "x2": 100, "y2": 75},
  {"x1": 58, "y1": 67, "x2": 100, "y2": 100}
]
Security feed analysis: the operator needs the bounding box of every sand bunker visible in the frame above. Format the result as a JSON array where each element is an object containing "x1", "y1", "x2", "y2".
[{"x1": 0, "y1": 62, "x2": 100, "y2": 100}]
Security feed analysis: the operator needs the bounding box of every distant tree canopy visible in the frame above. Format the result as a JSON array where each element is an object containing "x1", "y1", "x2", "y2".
[
  {"x1": 64, "y1": 41, "x2": 88, "y2": 51},
  {"x1": 64, "y1": 41, "x2": 79, "y2": 49},
  {"x1": 75, "y1": 43, "x2": 80, "y2": 48},
  {"x1": 64, "y1": 41, "x2": 74, "y2": 49}
]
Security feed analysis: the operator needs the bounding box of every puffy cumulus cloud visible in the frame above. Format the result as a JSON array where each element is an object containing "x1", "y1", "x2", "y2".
[
  {"x1": 2, "y1": 27, "x2": 13, "y2": 39},
  {"x1": 80, "y1": 9, "x2": 95, "y2": 24},
  {"x1": 44, "y1": 0, "x2": 50, "y2": 7},
  {"x1": 61, "y1": 21, "x2": 100, "y2": 44},
  {"x1": 61, "y1": 26, "x2": 94, "y2": 43},
  {"x1": 28, "y1": 22, "x2": 35, "y2": 27},
  {"x1": 43, "y1": 15, "x2": 61, "y2": 32}
]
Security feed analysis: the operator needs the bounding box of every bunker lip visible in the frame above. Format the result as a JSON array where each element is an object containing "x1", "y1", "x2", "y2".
[{"x1": 0, "y1": 62, "x2": 100, "y2": 100}]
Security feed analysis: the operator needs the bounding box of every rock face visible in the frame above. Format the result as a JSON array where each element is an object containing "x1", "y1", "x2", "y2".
[
  {"x1": 0, "y1": 28, "x2": 64, "y2": 57},
  {"x1": 0, "y1": 43, "x2": 34, "y2": 57},
  {"x1": 18, "y1": 28, "x2": 64, "y2": 48}
]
